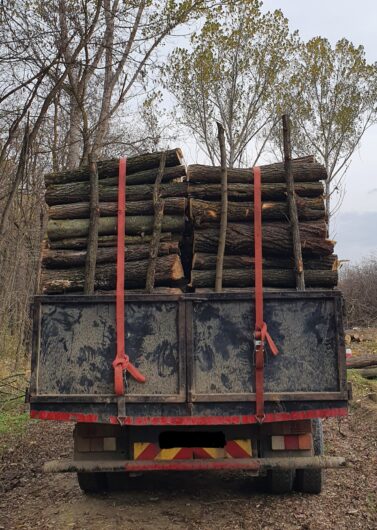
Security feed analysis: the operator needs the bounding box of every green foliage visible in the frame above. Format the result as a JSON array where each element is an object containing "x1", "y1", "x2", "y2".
[
  {"x1": 163, "y1": 0, "x2": 297, "y2": 166},
  {"x1": 276, "y1": 37, "x2": 377, "y2": 215}
]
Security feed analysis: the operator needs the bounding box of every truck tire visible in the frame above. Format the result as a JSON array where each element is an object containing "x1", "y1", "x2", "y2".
[
  {"x1": 295, "y1": 419, "x2": 324, "y2": 494},
  {"x1": 266, "y1": 470, "x2": 294, "y2": 494},
  {"x1": 77, "y1": 472, "x2": 108, "y2": 493}
]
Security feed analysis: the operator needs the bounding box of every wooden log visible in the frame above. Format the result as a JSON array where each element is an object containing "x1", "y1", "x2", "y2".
[
  {"x1": 47, "y1": 233, "x2": 176, "y2": 250},
  {"x1": 192, "y1": 253, "x2": 338, "y2": 271},
  {"x1": 191, "y1": 269, "x2": 338, "y2": 288},
  {"x1": 190, "y1": 197, "x2": 325, "y2": 225},
  {"x1": 358, "y1": 367, "x2": 377, "y2": 379},
  {"x1": 41, "y1": 254, "x2": 185, "y2": 293},
  {"x1": 188, "y1": 182, "x2": 323, "y2": 201},
  {"x1": 48, "y1": 198, "x2": 187, "y2": 219},
  {"x1": 93, "y1": 164, "x2": 186, "y2": 187},
  {"x1": 44, "y1": 149, "x2": 184, "y2": 185},
  {"x1": 47, "y1": 215, "x2": 185, "y2": 241},
  {"x1": 215, "y1": 121, "x2": 228, "y2": 292},
  {"x1": 282, "y1": 114, "x2": 305, "y2": 290},
  {"x1": 84, "y1": 155, "x2": 99, "y2": 294},
  {"x1": 45, "y1": 181, "x2": 187, "y2": 205},
  {"x1": 193, "y1": 222, "x2": 333, "y2": 256},
  {"x1": 146, "y1": 151, "x2": 167, "y2": 293},
  {"x1": 42, "y1": 242, "x2": 179, "y2": 268},
  {"x1": 346, "y1": 355, "x2": 377, "y2": 369},
  {"x1": 187, "y1": 158, "x2": 326, "y2": 184}
]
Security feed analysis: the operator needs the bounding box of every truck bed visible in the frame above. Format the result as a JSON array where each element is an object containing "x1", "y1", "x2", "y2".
[{"x1": 29, "y1": 290, "x2": 348, "y2": 425}]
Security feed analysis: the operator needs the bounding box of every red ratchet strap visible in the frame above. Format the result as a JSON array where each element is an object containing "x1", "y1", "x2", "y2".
[
  {"x1": 113, "y1": 157, "x2": 145, "y2": 396},
  {"x1": 253, "y1": 166, "x2": 279, "y2": 423}
]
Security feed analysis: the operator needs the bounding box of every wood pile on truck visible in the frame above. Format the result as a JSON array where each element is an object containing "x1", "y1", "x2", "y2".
[
  {"x1": 40, "y1": 147, "x2": 339, "y2": 294},
  {"x1": 41, "y1": 150, "x2": 187, "y2": 293},
  {"x1": 187, "y1": 158, "x2": 338, "y2": 289}
]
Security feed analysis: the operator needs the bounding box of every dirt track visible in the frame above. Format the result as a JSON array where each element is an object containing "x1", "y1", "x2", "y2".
[{"x1": 1, "y1": 397, "x2": 377, "y2": 530}]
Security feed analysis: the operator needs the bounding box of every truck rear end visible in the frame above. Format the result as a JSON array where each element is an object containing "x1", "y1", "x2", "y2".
[{"x1": 30, "y1": 289, "x2": 348, "y2": 493}]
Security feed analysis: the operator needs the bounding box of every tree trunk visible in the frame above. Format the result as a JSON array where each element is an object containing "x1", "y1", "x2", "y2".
[
  {"x1": 190, "y1": 197, "x2": 325, "y2": 225},
  {"x1": 44, "y1": 148, "x2": 184, "y2": 185},
  {"x1": 47, "y1": 215, "x2": 185, "y2": 240},
  {"x1": 146, "y1": 151, "x2": 167, "y2": 292},
  {"x1": 346, "y1": 355, "x2": 377, "y2": 369},
  {"x1": 47, "y1": 232, "x2": 176, "y2": 250},
  {"x1": 188, "y1": 182, "x2": 324, "y2": 201},
  {"x1": 357, "y1": 368, "x2": 377, "y2": 379},
  {"x1": 41, "y1": 254, "x2": 185, "y2": 293},
  {"x1": 215, "y1": 122, "x2": 227, "y2": 292},
  {"x1": 84, "y1": 155, "x2": 99, "y2": 294},
  {"x1": 42, "y1": 242, "x2": 179, "y2": 268},
  {"x1": 187, "y1": 158, "x2": 326, "y2": 184},
  {"x1": 190, "y1": 269, "x2": 337, "y2": 288},
  {"x1": 66, "y1": 95, "x2": 82, "y2": 169},
  {"x1": 48, "y1": 198, "x2": 187, "y2": 219},
  {"x1": 193, "y1": 222, "x2": 333, "y2": 256},
  {"x1": 83, "y1": 164, "x2": 186, "y2": 187},
  {"x1": 282, "y1": 113, "x2": 305, "y2": 290},
  {"x1": 45, "y1": 181, "x2": 188, "y2": 205},
  {"x1": 192, "y1": 253, "x2": 337, "y2": 271}
]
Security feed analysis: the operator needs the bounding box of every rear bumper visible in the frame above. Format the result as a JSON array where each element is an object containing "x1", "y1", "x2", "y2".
[
  {"x1": 30, "y1": 407, "x2": 348, "y2": 426},
  {"x1": 43, "y1": 455, "x2": 346, "y2": 474}
]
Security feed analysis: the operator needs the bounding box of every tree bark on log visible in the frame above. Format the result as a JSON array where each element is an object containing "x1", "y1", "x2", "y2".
[
  {"x1": 44, "y1": 149, "x2": 184, "y2": 185},
  {"x1": 190, "y1": 269, "x2": 338, "y2": 288},
  {"x1": 91, "y1": 164, "x2": 186, "y2": 187},
  {"x1": 146, "y1": 151, "x2": 167, "y2": 293},
  {"x1": 41, "y1": 254, "x2": 185, "y2": 293},
  {"x1": 47, "y1": 215, "x2": 185, "y2": 241},
  {"x1": 43, "y1": 242, "x2": 179, "y2": 268},
  {"x1": 193, "y1": 222, "x2": 333, "y2": 256},
  {"x1": 215, "y1": 122, "x2": 227, "y2": 292},
  {"x1": 47, "y1": 233, "x2": 176, "y2": 250},
  {"x1": 45, "y1": 181, "x2": 188, "y2": 205},
  {"x1": 192, "y1": 253, "x2": 337, "y2": 271},
  {"x1": 84, "y1": 156, "x2": 99, "y2": 294},
  {"x1": 187, "y1": 159, "x2": 326, "y2": 184},
  {"x1": 346, "y1": 355, "x2": 377, "y2": 369},
  {"x1": 190, "y1": 197, "x2": 325, "y2": 225},
  {"x1": 188, "y1": 182, "x2": 324, "y2": 201},
  {"x1": 48, "y1": 198, "x2": 187, "y2": 219},
  {"x1": 357, "y1": 367, "x2": 377, "y2": 379},
  {"x1": 282, "y1": 113, "x2": 305, "y2": 290}
]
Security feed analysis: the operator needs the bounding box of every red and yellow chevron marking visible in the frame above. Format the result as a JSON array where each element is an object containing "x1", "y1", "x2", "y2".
[
  {"x1": 225, "y1": 439, "x2": 252, "y2": 458},
  {"x1": 133, "y1": 440, "x2": 252, "y2": 461},
  {"x1": 134, "y1": 443, "x2": 192, "y2": 460}
]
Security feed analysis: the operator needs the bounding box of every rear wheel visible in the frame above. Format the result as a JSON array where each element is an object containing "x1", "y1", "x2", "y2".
[
  {"x1": 77, "y1": 472, "x2": 108, "y2": 493},
  {"x1": 295, "y1": 419, "x2": 324, "y2": 494},
  {"x1": 266, "y1": 469, "x2": 294, "y2": 494}
]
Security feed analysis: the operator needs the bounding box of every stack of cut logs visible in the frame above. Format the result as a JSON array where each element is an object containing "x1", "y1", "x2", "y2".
[
  {"x1": 188, "y1": 157, "x2": 338, "y2": 289},
  {"x1": 41, "y1": 149, "x2": 187, "y2": 293},
  {"x1": 41, "y1": 150, "x2": 339, "y2": 294}
]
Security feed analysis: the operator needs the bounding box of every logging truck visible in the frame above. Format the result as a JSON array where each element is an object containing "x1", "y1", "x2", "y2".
[
  {"x1": 29, "y1": 289, "x2": 349, "y2": 494},
  {"x1": 29, "y1": 140, "x2": 349, "y2": 494}
]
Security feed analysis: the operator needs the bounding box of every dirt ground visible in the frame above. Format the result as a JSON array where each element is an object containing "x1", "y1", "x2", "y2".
[{"x1": 1, "y1": 332, "x2": 377, "y2": 530}]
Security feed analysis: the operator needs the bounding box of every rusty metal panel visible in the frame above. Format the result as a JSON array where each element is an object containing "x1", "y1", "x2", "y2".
[
  {"x1": 37, "y1": 300, "x2": 182, "y2": 397},
  {"x1": 191, "y1": 297, "x2": 340, "y2": 396}
]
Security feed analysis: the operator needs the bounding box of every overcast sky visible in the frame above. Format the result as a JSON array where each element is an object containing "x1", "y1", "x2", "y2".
[{"x1": 261, "y1": 0, "x2": 377, "y2": 262}]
